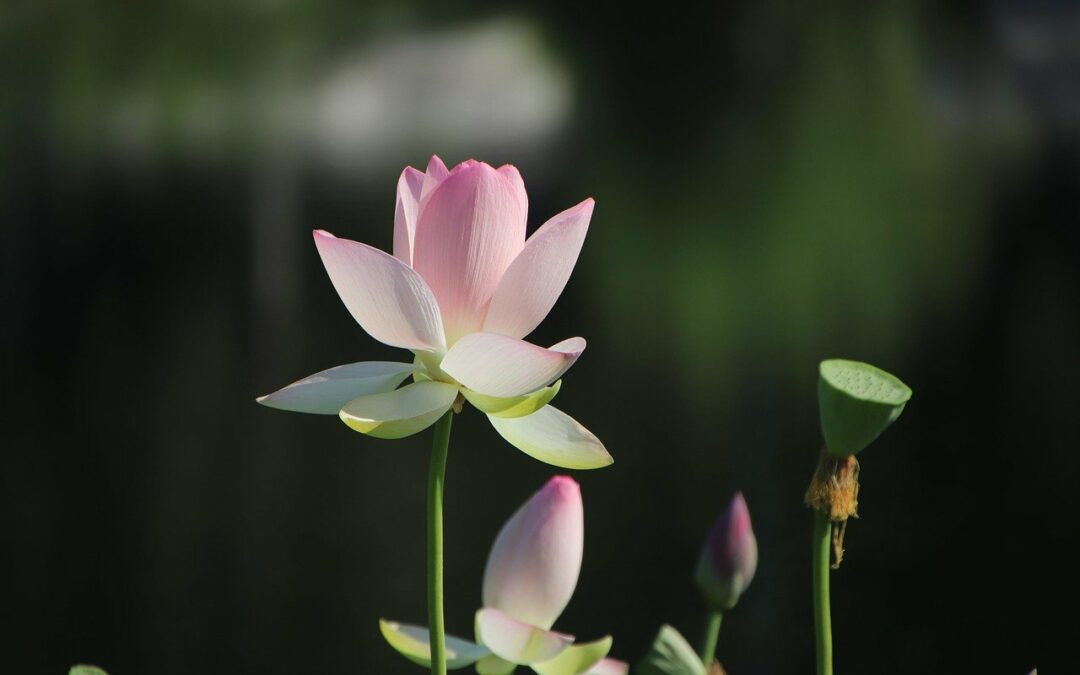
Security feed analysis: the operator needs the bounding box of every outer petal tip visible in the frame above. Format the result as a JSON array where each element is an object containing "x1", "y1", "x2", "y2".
[
  {"x1": 573, "y1": 197, "x2": 595, "y2": 215},
  {"x1": 427, "y1": 155, "x2": 449, "y2": 174},
  {"x1": 545, "y1": 475, "x2": 581, "y2": 498}
]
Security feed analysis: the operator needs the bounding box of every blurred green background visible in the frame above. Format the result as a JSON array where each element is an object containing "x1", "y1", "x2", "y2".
[{"x1": 2, "y1": 1, "x2": 1074, "y2": 673}]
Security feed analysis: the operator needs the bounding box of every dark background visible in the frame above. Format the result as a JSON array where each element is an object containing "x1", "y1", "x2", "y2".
[{"x1": 2, "y1": 1, "x2": 1075, "y2": 673}]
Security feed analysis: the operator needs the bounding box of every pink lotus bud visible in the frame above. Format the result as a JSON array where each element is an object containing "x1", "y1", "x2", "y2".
[
  {"x1": 482, "y1": 475, "x2": 584, "y2": 630},
  {"x1": 694, "y1": 492, "x2": 758, "y2": 610}
]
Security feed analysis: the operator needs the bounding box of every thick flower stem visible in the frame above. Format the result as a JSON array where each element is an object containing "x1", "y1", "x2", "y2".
[
  {"x1": 427, "y1": 410, "x2": 454, "y2": 675},
  {"x1": 812, "y1": 511, "x2": 834, "y2": 675},
  {"x1": 699, "y1": 610, "x2": 723, "y2": 667}
]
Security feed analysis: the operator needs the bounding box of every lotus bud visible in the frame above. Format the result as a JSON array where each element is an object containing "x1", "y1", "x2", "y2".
[{"x1": 694, "y1": 492, "x2": 758, "y2": 610}]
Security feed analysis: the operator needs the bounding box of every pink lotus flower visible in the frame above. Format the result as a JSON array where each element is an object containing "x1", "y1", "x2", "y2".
[
  {"x1": 380, "y1": 476, "x2": 627, "y2": 674},
  {"x1": 258, "y1": 156, "x2": 611, "y2": 470}
]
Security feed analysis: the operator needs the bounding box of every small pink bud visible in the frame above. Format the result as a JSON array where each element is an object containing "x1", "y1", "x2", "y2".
[{"x1": 694, "y1": 492, "x2": 758, "y2": 610}]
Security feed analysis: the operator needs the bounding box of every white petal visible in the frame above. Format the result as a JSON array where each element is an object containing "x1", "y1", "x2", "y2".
[
  {"x1": 338, "y1": 381, "x2": 458, "y2": 439},
  {"x1": 489, "y1": 406, "x2": 612, "y2": 470},
  {"x1": 441, "y1": 333, "x2": 585, "y2": 398},
  {"x1": 257, "y1": 362, "x2": 416, "y2": 415},
  {"x1": 379, "y1": 619, "x2": 489, "y2": 670},
  {"x1": 484, "y1": 199, "x2": 593, "y2": 339},
  {"x1": 313, "y1": 230, "x2": 446, "y2": 352},
  {"x1": 532, "y1": 637, "x2": 612, "y2": 675},
  {"x1": 475, "y1": 608, "x2": 573, "y2": 665}
]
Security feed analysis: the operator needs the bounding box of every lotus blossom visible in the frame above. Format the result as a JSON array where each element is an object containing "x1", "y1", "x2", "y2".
[
  {"x1": 380, "y1": 476, "x2": 627, "y2": 674},
  {"x1": 257, "y1": 156, "x2": 611, "y2": 470}
]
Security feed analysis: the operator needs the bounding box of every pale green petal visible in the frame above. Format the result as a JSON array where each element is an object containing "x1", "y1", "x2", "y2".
[
  {"x1": 476, "y1": 608, "x2": 573, "y2": 665},
  {"x1": 636, "y1": 625, "x2": 705, "y2": 675},
  {"x1": 476, "y1": 654, "x2": 518, "y2": 675},
  {"x1": 462, "y1": 380, "x2": 561, "y2": 418},
  {"x1": 379, "y1": 619, "x2": 490, "y2": 669},
  {"x1": 339, "y1": 381, "x2": 458, "y2": 439},
  {"x1": 412, "y1": 352, "x2": 440, "y2": 382},
  {"x1": 489, "y1": 406, "x2": 612, "y2": 469},
  {"x1": 69, "y1": 667, "x2": 109, "y2": 675},
  {"x1": 532, "y1": 636, "x2": 612, "y2": 675}
]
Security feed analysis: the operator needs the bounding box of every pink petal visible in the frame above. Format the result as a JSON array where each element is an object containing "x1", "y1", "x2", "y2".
[
  {"x1": 441, "y1": 334, "x2": 585, "y2": 398},
  {"x1": 483, "y1": 199, "x2": 594, "y2": 339},
  {"x1": 419, "y1": 155, "x2": 449, "y2": 203},
  {"x1": 586, "y1": 658, "x2": 629, "y2": 675},
  {"x1": 497, "y1": 164, "x2": 529, "y2": 216},
  {"x1": 393, "y1": 166, "x2": 425, "y2": 266},
  {"x1": 313, "y1": 230, "x2": 446, "y2": 352},
  {"x1": 412, "y1": 162, "x2": 526, "y2": 342},
  {"x1": 482, "y1": 476, "x2": 584, "y2": 629},
  {"x1": 475, "y1": 608, "x2": 573, "y2": 665}
]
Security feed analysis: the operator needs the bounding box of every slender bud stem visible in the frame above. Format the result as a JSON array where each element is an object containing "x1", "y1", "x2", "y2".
[
  {"x1": 698, "y1": 610, "x2": 724, "y2": 667},
  {"x1": 812, "y1": 511, "x2": 833, "y2": 675},
  {"x1": 427, "y1": 411, "x2": 454, "y2": 675}
]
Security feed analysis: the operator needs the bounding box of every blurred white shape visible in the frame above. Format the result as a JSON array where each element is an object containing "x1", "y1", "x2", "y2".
[
  {"x1": 105, "y1": 18, "x2": 572, "y2": 173},
  {"x1": 308, "y1": 18, "x2": 572, "y2": 172}
]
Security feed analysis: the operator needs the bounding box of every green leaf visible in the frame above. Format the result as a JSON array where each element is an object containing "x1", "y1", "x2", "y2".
[
  {"x1": 379, "y1": 619, "x2": 490, "y2": 670},
  {"x1": 69, "y1": 667, "x2": 109, "y2": 675},
  {"x1": 635, "y1": 625, "x2": 706, "y2": 675},
  {"x1": 818, "y1": 359, "x2": 911, "y2": 457},
  {"x1": 532, "y1": 636, "x2": 612, "y2": 675}
]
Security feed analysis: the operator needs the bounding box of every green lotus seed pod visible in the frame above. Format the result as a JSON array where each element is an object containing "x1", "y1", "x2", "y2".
[{"x1": 818, "y1": 359, "x2": 911, "y2": 458}]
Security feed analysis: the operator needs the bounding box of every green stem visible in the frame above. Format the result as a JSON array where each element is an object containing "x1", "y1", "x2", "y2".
[
  {"x1": 812, "y1": 511, "x2": 834, "y2": 675},
  {"x1": 698, "y1": 610, "x2": 723, "y2": 667},
  {"x1": 427, "y1": 411, "x2": 454, "y2": 675}
]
